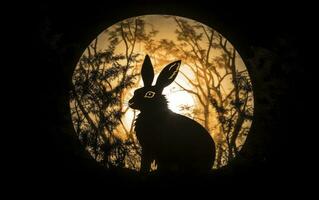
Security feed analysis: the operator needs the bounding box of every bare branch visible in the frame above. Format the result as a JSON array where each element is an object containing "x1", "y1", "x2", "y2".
[
  {"x1": 216, "y1": 72, "x2": 232, "y2": 88},
  {"x1": 206, "y1": 29, "x2": 215, "y2": 66},
  {"x1": 175, "y1": 81, "x2": 205, "y2": 107},
  {"x1": 120, "y1": 23, "x2": 129, "y2": 63},
  {"x1": 179, "y1": 70, "x2": 199, "y2": 87},
  {"x1": 71, "y1": 85, "x2": 108, "y2": 142}
]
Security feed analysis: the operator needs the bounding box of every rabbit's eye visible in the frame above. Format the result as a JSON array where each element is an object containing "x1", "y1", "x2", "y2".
[{"x1": 144, "y1": 91, "x2": 156, "y2": 98}]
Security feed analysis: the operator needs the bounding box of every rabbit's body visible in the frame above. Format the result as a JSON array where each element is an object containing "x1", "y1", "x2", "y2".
[
  {"x1": 129, "y1": 55, "x2": 215, "y2": 173},
  {"x1": 135, "y1": 103, "x2": 215, "y2": 172}
]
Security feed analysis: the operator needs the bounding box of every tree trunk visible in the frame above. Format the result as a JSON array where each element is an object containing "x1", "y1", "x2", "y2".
[
  {"x1": 230, "y1": 113, "x2": 245, "y2": 156},
  {"x1": 204, "y1": 105, "x2": 209, "y2": 130},
  {"x1": 216, "y1": 144, "x2": 223, "y2": 168}
]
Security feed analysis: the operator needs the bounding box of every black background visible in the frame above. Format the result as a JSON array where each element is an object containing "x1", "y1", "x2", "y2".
[{"x1": 11, "y1": 0, "x2": 315, "y2": 196}]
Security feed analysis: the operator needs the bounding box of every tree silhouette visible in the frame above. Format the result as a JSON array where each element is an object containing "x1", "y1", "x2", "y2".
[
  {"x1": 70, "y1": 17, "x2": 158, "y2": 169},
  {"x1": 144, "y1": 16, "x2": 253, "y2": 168},
  {"x1": 70, "y1": 15, "x2": 253, "y2": 170}
]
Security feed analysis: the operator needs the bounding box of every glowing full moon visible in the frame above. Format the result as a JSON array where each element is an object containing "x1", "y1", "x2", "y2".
[
  {"x1": 164, "y1": 83, "x2": 195, "y2": 114},
  {"x1": 70, "y1": 15, "x2": 254, "y2": 170}
]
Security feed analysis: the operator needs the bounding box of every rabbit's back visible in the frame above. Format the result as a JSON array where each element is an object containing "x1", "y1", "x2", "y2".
[{"x1": 135, "y1": 112, "x2": 215, "y2": 171}]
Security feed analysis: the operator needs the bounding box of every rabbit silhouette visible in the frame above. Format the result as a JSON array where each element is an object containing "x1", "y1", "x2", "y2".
[{"x1": 129, "y1": 55, "x2": 215, "y2": 173}]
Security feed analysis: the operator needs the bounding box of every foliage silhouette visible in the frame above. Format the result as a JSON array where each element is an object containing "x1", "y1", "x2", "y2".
[
  {"x1": 145, "y1": 16, "x2": 254, "y2": 167},
  {"x1": 70, "y1": 16, "x2": 253, "y2": 171},
  {"x1": 70, "y1": 17, "x2": 158, "y2": 169}
]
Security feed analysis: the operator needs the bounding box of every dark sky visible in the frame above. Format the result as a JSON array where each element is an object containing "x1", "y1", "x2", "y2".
[{"x1": 9, "y1": 0, "x2": 315, "y2": 195}]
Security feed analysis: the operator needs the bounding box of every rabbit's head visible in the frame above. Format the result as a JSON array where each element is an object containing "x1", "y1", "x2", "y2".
[{"x1": 129, "y1": 55, "x2": 181, "y2": 111}]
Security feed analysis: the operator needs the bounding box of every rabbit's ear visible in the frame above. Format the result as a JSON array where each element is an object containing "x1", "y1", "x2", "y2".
[
  {"x1": 141, "y1": 55, "x2": 154, "y2": 86},
  {"x1": 156, "y1": 60, "x2": 181, "y2": 90}
]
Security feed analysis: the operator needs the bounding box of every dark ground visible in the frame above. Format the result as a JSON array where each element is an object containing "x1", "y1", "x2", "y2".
[{"x1": 7, "y1": 0, "x2": 316, "y2": 196}]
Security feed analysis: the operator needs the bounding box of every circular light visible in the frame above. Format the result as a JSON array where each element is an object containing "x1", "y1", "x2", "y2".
[{"x1": 70, "y1": 15, "x2": 254, "y2": 171}]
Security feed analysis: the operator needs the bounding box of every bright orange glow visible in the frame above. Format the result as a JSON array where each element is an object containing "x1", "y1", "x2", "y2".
[{"x1": 70, "y1": 15, "x2": 254, "y2": 170}]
